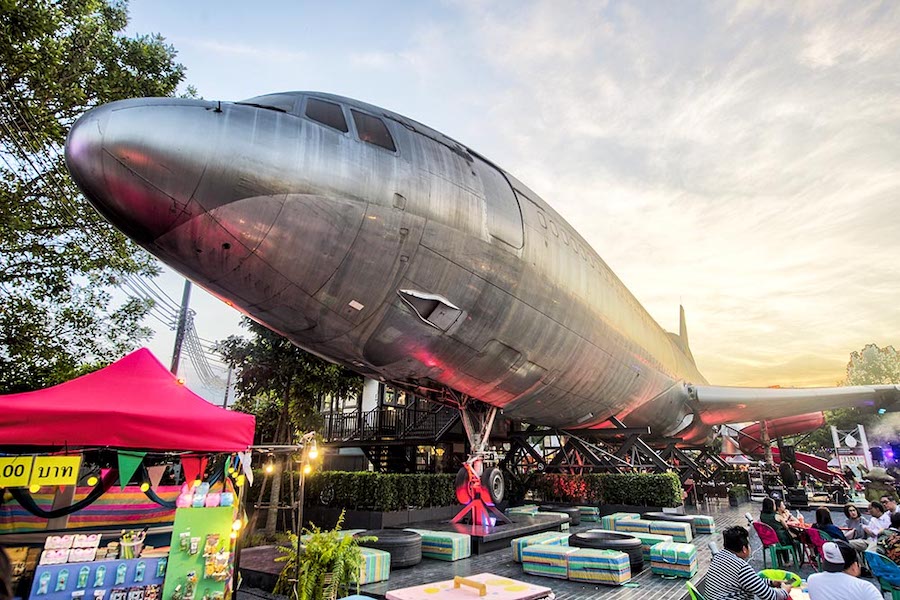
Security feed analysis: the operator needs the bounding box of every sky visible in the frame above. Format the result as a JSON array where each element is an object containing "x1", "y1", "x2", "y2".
[{"x1": 124, "y1": 0, "x2": 900, "y2": 395}]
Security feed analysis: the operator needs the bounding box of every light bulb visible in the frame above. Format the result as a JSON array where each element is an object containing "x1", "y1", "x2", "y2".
[
  {"x1": 87, "y1": 476, "x2": 99, "y2": 486},
  {"x1": 236, "y1": 474, "x2": 245, "y2": 487},
  {"x1": 29, "y1": 484, "x2": 40, "y2": 493},
  {"x1": 308, "y1": 440, "x2": 319, "y2": 460},
  {"x1": 232, "y1": 519, "x2": 242, "y2": 531},
  {"x1": 140, "y1": 482, "x2": 150, "y2": 492},
  {"x1": 193, "y1": 478, "x2": 201, "y2": 488},
  {"x1": 303, "y1": 464, "x2": 312, "y2": 475}
]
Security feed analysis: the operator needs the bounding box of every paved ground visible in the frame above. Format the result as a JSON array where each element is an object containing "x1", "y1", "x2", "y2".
[{"x1": 236, "y1": 501, "x2": 885, "y2": 600}]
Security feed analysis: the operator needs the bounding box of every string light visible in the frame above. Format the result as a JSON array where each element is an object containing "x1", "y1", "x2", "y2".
[
  {"x1": 303, "y1": 464, "x2": 312, "y2": 475},
  {"x1": 140, "y1": 481, "x2": 151, "y2": 492},
  {"x1": 87, "y1": 475, "x2": 99, "y2": 486},
  {"x1": 232, "y1": 519, "x2": 242, "y2": 531},
  {"x1": 308, "y1": 439, "x2": 318, "y2": 460},
  {"x1": 29, "y1": 484, "x2": 40, "y2": 493},
  {"x1": 236, "y1": 474, "x2": 245, "y2": 487},
  {"x1": 265, "y1": 455, "x2": 275, "y2": 474}
]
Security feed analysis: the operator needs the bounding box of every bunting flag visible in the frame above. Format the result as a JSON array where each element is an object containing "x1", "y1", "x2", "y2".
[
  {"x1": 147, "y1": 465, "x2": 167, "y2": 491},
  {"x1": 181, "y1": 455, "x2": 208, "y2": 486},
  {"x1": 117, "y1": 451, "x2": 146, "y2": 491},
  {"x1": 238, "y1": 451, "x2": 254, "y2": 486}
]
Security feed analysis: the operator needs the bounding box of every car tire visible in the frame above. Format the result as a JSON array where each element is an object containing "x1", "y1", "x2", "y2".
[
  {"x1": 642, "y1": 511, "x2": 696, "y2": 533},
  {"x1": 356, "y1": 529, "x2": 422, "y2": 568},
  {"x1": 569, "y1": 531, "x2": 644, "y2": 572}
]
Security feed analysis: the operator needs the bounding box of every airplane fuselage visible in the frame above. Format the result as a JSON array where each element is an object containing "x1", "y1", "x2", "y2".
[{"x1": 65, "y1": 92, "x2": 708, "y2": 439}]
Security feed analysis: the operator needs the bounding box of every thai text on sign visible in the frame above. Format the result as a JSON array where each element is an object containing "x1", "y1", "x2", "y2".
[
  {"x1": 30, "y1": 456, "x2": 82, "y2": 486},
  {"x1": 0, "y1": 456, "x2": 34, "y2": 487}
]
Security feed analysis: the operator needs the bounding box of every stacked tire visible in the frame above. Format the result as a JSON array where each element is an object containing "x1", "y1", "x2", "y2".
[
  {"x1": 538, "y1": 504, "x2": 581, "y2": 526},
  {"x1": 569, "y1": 531, "x2": 644, "y2": 573},
  {"x1": 356, "y1": 529, "x2": 422, "y2": 568}
]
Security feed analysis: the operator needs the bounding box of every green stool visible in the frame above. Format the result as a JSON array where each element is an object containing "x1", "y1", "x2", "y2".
[{"x1": 685, "y1": 581, "x2": 706, "y2": 600}]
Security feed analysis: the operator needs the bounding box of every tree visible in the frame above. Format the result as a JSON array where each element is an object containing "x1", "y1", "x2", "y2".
[
  {"x1": 0, "y1": 0, "x2": 189, "y2": 393},
  {"x1": 795, "y1": 343, "x2": 900, "y2": 454},
  {"x1": 219, "y1": 317, "x2": 363, "y2": 536}
]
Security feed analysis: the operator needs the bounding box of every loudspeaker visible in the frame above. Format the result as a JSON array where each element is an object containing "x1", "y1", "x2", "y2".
[
  {"x1": 781, "y1": 445, "x2": 796, "y2": 464},
  {"x1": 871, "y1": 447, "x2": 885, "y2": 462}
]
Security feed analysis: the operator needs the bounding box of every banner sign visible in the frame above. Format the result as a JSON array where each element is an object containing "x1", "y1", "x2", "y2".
[
  {"x1": 0, "y1": 456, "x2": 34, "y2": 487},
  {"x1": 31, "y1": 456, "x2": 82, "y2": 486}
]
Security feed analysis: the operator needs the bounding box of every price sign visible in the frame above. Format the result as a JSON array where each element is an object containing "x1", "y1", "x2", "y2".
[
  {"x1": 0, "y1": 456, "x2": 34, "y2": 487},
  {"x1": 31, "y1": 456, "x2": 82, "y2": 486}
]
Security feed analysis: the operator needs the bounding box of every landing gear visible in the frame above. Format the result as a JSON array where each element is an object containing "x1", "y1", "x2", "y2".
[{"x1": 451, "y1": 402, "x2": 511, "y2": 526}]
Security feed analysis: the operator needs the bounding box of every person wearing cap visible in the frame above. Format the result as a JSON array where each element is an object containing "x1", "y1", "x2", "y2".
[
  {"x1": 806, "y1": 540, "x2": 882, "y2": 599},
  {"x1": 705, "y1": 526, "x2": 791, "y2": 600}
]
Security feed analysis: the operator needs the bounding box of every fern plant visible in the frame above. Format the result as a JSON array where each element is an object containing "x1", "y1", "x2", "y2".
[{"x1": 274, "y1": 510, "x2": 376, "y2": 600}]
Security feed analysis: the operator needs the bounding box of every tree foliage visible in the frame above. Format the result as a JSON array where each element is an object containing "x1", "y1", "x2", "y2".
[
  {"x1": 795, "y1": 343, "x2": 900, "y2": 454},
  {"x1": 0, "y1": 0, "x2": 188, "y2": 392},
  {"x1": 219, "y1": 318, "x2": 363, "y2": 444}
]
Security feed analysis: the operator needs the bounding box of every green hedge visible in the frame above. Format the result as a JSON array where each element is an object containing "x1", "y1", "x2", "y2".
[
  {"x1": 533, "y1": 472, "x2": 683, "y2": 508},
  {"x1": 304, "y1": 471, "x2": 456, "y2": 511}
]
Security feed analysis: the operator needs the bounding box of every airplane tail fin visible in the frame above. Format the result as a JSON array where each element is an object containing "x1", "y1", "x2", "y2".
[{"x1": 667, "y1": 305, "x2": 696, "y2": 364}]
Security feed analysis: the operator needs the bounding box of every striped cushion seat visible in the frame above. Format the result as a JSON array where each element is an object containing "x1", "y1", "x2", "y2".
[
  {"x1": 649, "y1": 520, "x2": 693, "y2": 543},
  {"x1": 615, "y1": 518, "x2": 653, "y2": 534},
  {"x1": 600, "y1": 512, "x2": 640, "y2": 530},
  {"x1": 358, "y1": 547, "x2": 390, "y2": 583},
  {"x1": 692, "y1": 515, "x2": 716, "y2": 534},
  {"x1": 507, "y1": 505, "x2": 539, "y2": 517},
  {"x1": 576, "y1": 506, "x2": 600, "y2": 522},
  {"x1": 405, "y1": 529, "x2": 470, "y2": 561},
  {"x1": 650, "y1": 542, "x2": 697, "y2": 578},
  {"x1": 522, "y1": 544, "x2": 578, "y2": 579},
  {"x1": 510, "y1": 532, "x2": 569, "y2": 562},
  {"x1": 538, "y1": 511, "x2": 570, "y2": 530},
  {"x1": 566, "y1": 548, "x2": 631, "y2": 585},
  {"x1": 630, "y1": 533, "x2": 674, "y2": 560}
]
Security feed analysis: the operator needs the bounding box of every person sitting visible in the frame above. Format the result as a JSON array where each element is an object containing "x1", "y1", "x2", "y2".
[
  {"x1": 881, "y1": 494, "x2": 899, "y2": 515},
  {"x1": 705, "y1": 526, "x2": 790, "y2": 600},
  {"x1": 806, "y1": 540, "x2": 882, "y2": 599},
  {"x1": 877, "y1": 511, "x2": 900, "y2": 564},
  {"x1": 864, "y1": 501, "x2": 891, "y2": 542},
  {"x1": 813, "y1": 506, "x2": 848, "y2": 541},
  {"x1": 843, "y1": 503, "x2": 867, "y2": 540},
  {"x1": 760, "y1": 497, "x2": 796, "y2": 566}
]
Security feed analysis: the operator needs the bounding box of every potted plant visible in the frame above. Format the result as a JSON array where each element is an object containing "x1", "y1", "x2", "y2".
[
  {"x1": 275, "y1": 510, "x2": 376, "y2": 600},
  {"x1": 728, "y1": 484, "x2": 750, "y2": 506}
]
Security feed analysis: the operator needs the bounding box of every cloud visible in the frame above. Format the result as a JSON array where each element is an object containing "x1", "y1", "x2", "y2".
[
  {"x1": 182, "y1": 39, "x2": 308, "y2": 64},
  {"x1": 423, "y1": 1, "x2": 900, "y2": 387}
]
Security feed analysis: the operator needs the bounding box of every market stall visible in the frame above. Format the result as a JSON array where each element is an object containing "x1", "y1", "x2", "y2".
[{"x1": 0, "y1": 348, "x2": 256, "y2": 600}]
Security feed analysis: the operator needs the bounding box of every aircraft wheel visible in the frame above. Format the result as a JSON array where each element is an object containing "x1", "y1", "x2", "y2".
[{"x1": 481, "y1": 467, "x2": 505, "y2": 504}]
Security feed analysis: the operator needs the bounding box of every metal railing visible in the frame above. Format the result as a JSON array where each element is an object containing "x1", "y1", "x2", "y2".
[{"x1": 323, "y1": 399, "x2": 458, "y2": 443}]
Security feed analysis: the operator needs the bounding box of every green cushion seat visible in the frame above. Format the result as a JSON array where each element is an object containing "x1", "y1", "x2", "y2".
[
  {"x1": 522, "y1": 544, "x2": 578, "y2": 579},
  {"x1": 650, "y1": 542, "x2": 698, "y2": 578},
  {"x1": 405, "y1": 529, "x2": 471, "y2": 562},
  {"x1": 566, "y1": 548, "x2": 631, "y2": 585},
  {"x1": 510, "y1": 531, "x2": 569, "y2": 562}
]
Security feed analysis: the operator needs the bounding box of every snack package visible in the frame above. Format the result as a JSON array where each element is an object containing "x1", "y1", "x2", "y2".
[
  {"x1": 203, "y1": 534, "x2": 219, "y2": 557},
  {"x1": 144, "y1": 584, "x2": 161, "y2": 600},
  {"x1": 94, "y1": 566, "x2": 107, "y2": 587},
  {"x1": 189, "y1": 537, "x2": 200, "y2": 556},
  {"x1": 179, "y1": 532, "x2": 191, "y2": 553},
  {"x1": 204, "y1": 493, "x2": 220, "y2": 508},
  {"x1": 73, "y1": 534, "x2": 102, "y2": 548},
  {"x1": 37, "y1": 571, "x2": 52, "y2": 595},
  {"x1": 115, "y1": 563, "x2": 128, "y2": 585},
  {"x1": 77, "y1": 566, "x2": 91, "y2": 589},
  {"x1": 176, "y1": 492, "x2": 193, "y2": 508},
  {"x1": 40, "y1": 548, "x2": 70, "y2": 565},
  {"x1": 56, "y1": 569, "x2": 69, "y2": 592},
  {"x1": 134, "y1": 561, "x2": 146, "y2": 583},
  {"x1": 219, "y1": 493, "x2": 234, "y2": 507},
  {"x1": 155, "y1": 557, "x2": 167, "y2": 579},
  {"x1": 45, "y1": 535, "x2": 75, "y2": 549}
]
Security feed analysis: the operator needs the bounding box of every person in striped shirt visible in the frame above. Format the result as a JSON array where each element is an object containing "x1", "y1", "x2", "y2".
[{"x1": 705, "y1": 526, "x2": 791, "y2": 600}]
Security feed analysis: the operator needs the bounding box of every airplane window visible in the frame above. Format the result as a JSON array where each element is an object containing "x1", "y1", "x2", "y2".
[
  {"x1": 351, "y1": 110, "x2": 396, "y2": 151},
  {"x1": 538, "y1": 212, "x2": 547, "y2": 228},
  {"x1": 305, "y1": 98, "x2": 348, "y2": 132},
  {"x1": 562, "y1": 231, "x2": 570, "y2": 245},
  {"x1": 237, "y1": 93, "x2": 298, "y2": 113},
  {"x1": 549, "y1": 221, "x2": 558, "y2": 236}
]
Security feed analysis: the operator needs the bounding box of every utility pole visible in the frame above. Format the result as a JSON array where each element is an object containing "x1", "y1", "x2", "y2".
[
  {"x1": 223, "y1": 365, "x2": 233, "y2": 408},
  {"x1": 170, "y1": 280, "x2": 193, "y2": 375}
]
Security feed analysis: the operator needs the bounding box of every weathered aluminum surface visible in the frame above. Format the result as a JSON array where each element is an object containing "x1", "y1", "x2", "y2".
[{"x1": 64, "y1": 92, "x2": 898, "y2": 443}]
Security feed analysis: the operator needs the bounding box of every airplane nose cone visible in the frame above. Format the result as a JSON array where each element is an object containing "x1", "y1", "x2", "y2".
[{"x1": 65, "y1": 98, "x2": 214, "y2": 243}]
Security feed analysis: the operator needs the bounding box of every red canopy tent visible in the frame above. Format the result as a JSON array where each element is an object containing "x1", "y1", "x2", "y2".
[{"x1": 0, "y1": 348, "x2": 254, "y2": 452}]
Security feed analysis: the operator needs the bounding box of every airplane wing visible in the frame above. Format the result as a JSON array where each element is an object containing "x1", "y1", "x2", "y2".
[{"x1": 688, "y1": 384, "x2": 900, "y2": 426}]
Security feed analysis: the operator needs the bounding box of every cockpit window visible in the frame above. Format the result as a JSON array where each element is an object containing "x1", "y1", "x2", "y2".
[
  {"x1": 351, "y1": 110, "x2": 396, "y2": 152},
  {"x1": 305, "y1": 98, "x2": 348, "y2": 132},
  {"x1": 236, "y1": 93, "x2": 298, "y2": 113}
]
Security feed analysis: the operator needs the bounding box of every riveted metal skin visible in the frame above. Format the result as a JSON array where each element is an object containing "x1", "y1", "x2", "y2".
[{"x1": 66, "y1": 92, "x2": 711, "y2": 440}]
